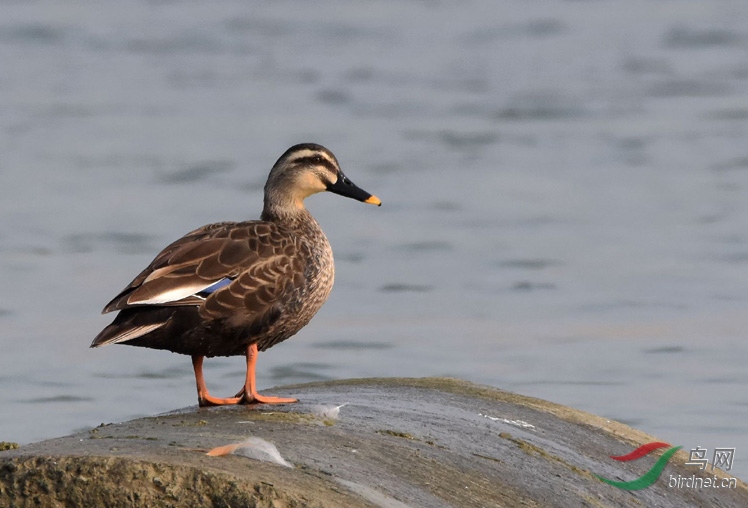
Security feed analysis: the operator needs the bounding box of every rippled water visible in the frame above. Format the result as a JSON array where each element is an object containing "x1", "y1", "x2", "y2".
[{"x1": 2, "y1": 1, "x2": 748, "y2": 481}]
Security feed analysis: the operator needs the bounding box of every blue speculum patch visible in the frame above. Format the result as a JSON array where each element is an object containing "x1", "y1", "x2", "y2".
[{"x1": 198, "y1": 278, "x2": 233, "y2": 295}]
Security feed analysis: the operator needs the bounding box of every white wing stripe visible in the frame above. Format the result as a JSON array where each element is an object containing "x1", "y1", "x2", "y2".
[{"x1": 128, "y1": 283, "x2": 213, "y2": 306}]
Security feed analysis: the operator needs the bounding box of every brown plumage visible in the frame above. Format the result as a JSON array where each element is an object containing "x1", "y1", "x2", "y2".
[{"x1": 91, "y1": 143, "x2": 381, "y2": 406}]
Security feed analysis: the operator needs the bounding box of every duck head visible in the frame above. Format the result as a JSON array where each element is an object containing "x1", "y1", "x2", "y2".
[{"x1": 265, "y1": 143, "x2": 381, "y2": 210}]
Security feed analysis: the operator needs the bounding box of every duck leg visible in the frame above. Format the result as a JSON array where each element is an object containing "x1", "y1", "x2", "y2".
[
  {"x1": 235, "y1": 343, "x2": 298, "y2": 404},
  {"x1": 192, "y1": 355, "x2": 242, "y2": 407}
]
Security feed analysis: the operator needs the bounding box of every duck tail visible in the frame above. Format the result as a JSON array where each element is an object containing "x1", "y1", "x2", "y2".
[{"x1": 90, "y1": 307, "x2": 172, "y2": 348}]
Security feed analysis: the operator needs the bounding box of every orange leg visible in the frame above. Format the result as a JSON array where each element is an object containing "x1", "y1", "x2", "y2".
[
  {"x1": 236, "y1": 343, "x2": 298, "y2": 405},
  {"x1": 192, "y1": 355, "x2": 241, "y2": 407}
]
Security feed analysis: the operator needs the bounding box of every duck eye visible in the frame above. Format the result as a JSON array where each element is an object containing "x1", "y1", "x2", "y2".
[{"x1": 311, "y1": 155, "x2": 323, "y2": 164}]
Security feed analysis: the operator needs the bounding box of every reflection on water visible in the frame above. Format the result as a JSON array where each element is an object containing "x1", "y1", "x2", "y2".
[
  {"x1": 1, "y1": 0, "x2": 748, "y2": 481},
  {"x1": 267, "y1": 363, "x2": 335, "y2": 383},
  {"x1": 644, "y1": 345, "x2": 686, "y2": 354},
  {"x1": 314, "y1": 340, "x2": 394, "y2": 351},
  {"x1": 156, "y1": 160, "x2": 235, "y2": 184},
  {"x1": 62, "y1": 232, "x2": 156, "y2": 254},
  {"x1": 379, "y1": 284, "x2": 433, "y2": 293},
  {"x1": 20, "y1": 395, "x2": 94, "y2": 404}
]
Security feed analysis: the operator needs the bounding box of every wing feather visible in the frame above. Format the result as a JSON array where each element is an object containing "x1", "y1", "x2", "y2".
[
  {"x1": 102, "y1": 221, "x2": 303, "y2": 321},
  {"x1": 91, "y1": 322, "x2": 167, "y2": 347}
]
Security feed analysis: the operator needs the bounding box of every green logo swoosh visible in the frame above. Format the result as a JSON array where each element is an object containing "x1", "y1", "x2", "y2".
[{"x1": 596, "y1": 445, "x2": 682, "y2": 490}]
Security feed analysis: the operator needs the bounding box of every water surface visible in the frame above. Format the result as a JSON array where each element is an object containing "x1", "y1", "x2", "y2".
[{"x1": 1, "y1": 0, "x2": 748, "y2": 481}]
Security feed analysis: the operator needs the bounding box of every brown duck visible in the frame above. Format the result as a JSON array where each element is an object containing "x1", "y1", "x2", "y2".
[{"x1": 91, "y1": 144, "x2": 380, "y2": 406}]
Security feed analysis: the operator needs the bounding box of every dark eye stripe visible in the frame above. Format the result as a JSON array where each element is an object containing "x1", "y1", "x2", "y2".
[{"x1": 293, "y1": 155, "x2": 337, "y2": 173}]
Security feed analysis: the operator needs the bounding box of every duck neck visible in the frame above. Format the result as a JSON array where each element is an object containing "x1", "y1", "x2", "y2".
[{"x1": 262, "y1": 196, "x2": 317, "y2": 230}]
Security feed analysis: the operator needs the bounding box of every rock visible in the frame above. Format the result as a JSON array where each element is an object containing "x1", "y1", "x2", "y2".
[{"x1": 0, "y1": 377, "x2": 746, "y2": 507}]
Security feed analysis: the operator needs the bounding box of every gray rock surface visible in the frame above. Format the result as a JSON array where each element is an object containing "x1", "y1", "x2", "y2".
[{"x1": 1, "y1": 378, "x2": 746, "y2": 507}]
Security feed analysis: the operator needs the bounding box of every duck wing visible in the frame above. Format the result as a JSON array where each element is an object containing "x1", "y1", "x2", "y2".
[
  {"x1": 94, "y1": 221, "x2": 307, "y2": 346},
  {"x1": 102, "y1": 221, "x2": 238, "y2": 312}
]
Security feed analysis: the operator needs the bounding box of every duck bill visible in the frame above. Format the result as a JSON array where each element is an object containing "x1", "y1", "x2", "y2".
[{"x1": 327, "y1": 174, "x2": 381, "y2": 206}]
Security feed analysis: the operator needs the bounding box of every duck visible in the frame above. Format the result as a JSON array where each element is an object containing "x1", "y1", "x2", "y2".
[{"x1": 91, "y1": 143, "x2": 381, "y2": 406}]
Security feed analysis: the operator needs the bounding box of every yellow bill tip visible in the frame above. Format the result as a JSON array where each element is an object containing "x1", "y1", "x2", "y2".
[{"x1": 365, "y1": 195, "x2": 382, "y2": 206}]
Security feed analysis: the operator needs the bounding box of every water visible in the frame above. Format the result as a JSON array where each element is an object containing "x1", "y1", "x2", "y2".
[{"x1": 2, "y1": 0, "x2": 748, "y2": 481}]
